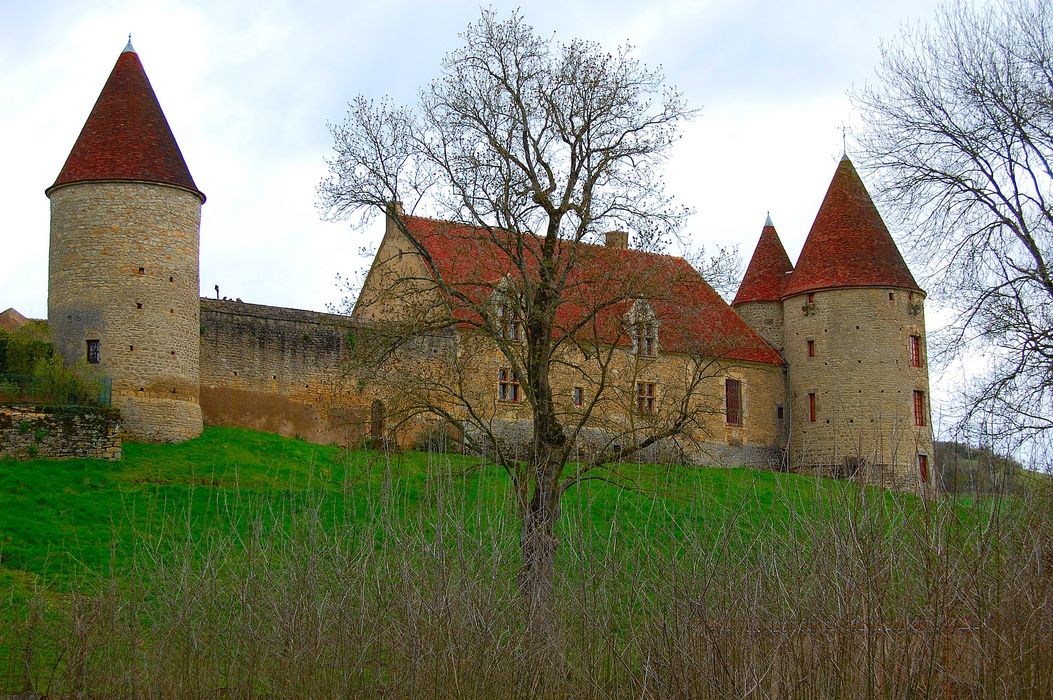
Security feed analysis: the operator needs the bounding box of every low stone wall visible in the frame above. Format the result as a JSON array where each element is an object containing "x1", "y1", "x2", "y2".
[{"x1": 0, "y1": 405, "x2": 122, "y2": 461}]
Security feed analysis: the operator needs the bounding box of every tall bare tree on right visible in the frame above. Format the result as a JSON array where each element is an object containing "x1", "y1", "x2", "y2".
[{"x1": 854, "y1": 0, "x2": 1053, "y2": 447}]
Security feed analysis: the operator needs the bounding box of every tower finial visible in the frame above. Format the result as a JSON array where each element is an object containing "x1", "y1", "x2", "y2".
[
  {"x1": 124, "y1": 34, "x2": 135, "y2": 53},
  {"x1": 764, "y1": 211, "x2": 773, "y2": 227},
  {"x1": 840, "y1": 123, "x2": 848, "y2": 160}
]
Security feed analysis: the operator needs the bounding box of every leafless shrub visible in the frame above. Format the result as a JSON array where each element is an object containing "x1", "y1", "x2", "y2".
[{"x1": 3, "y1": 452, "x2": 1052, "y2": 697}]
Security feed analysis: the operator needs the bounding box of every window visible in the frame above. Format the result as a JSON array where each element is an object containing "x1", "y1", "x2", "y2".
[
  {"x1": 918, "y1": 453, "x2": 929, "y2": 482},
  {"x1": 629, "y1": 300, "x2": 658, "y2": 357},
  {"x1": 573, "y1": 386, "x2": 584, "y2": 408},
  {"x1": 888, "y1": 291, "x2": 895, "y2": 304},
  {"x1": 913, "y1": 390, "x2": 926, "y2": 426},
  {"x1": 496, "y1": 306, "x2": 523, "y2": 342},
  {"x1": 776, "y1": 404, "x2": 784, "y2": 420},
  {"x1": 808, "y1": 393, "x2": 817, "y2": 422},
  {"x1": 636, "y1": 382, "x2": 656, "y2": 414},
  {"x1": 498, "y1": 368, "x2": 521, "y2": 402},
  {"x1": 807, "y1": 339, "x2": 815, "y2": 357},
  {"x1": 807, "y1": 292, "x2": 815, "y2": 303},
  {"x1": 86, "y1": 339, "x2": 100, "y2": 364},
  {"x1": 634, "y1": 321, "x2": 657, "y2": 357},
  {"x1": 725, "y1": 378, "x2": 742, "y2": 426},
  {"x1": 910, "y1": 335, "x2": 921, "y2": 367}
]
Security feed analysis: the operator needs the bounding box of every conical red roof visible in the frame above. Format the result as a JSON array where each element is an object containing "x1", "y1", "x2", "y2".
[
  {"x1": 47, "y1": 44, "x2": 204, "y2": 201},
  {"x1": 732, "y1": 216, "x2": 793, "y2": 305},
  {"x1": 782, "y1": 156, "x2": 918, "y2": 298}
]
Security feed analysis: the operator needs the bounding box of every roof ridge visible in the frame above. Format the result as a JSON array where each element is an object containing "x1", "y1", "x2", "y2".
[{"x1": 400, "y1": 213, "x2": 690, "y2": 263}]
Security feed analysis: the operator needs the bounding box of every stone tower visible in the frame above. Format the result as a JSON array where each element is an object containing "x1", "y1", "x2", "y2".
[
  {"x1": 732, "y1": 214, "x2": 793, "y2": 353},
  {"x1": 46, "y1": 40, "x2": 205, "y2": 442},
  {"x1": 736, "y1": 156, "x2": 935, "y2": 487}
]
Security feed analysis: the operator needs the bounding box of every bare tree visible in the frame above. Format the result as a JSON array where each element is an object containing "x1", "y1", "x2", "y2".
[
  {"x1": 319, "y1": 12, "x2": 770, "y2": 605},
  {"x1": 854, "y1": 0, "x2": 1053, "y2": 447}
]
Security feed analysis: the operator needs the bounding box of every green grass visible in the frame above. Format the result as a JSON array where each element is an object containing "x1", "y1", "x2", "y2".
[
  {"x1": 0, "y1": 425, "x2": 907, "y2": 595},
  {"x1": 4, "y1": 427, "x2": 1048, "y2": 697}
]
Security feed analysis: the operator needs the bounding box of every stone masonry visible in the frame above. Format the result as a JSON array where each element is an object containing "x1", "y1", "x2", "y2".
[
  {"x1": 0, "y1": 406, "x2": 121, "y2": 461},
  {"x1": 48, "y1": 182, "x2": 203, "y2": 442}
]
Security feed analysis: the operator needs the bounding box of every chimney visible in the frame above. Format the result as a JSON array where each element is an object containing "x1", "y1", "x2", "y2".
[
  {"x1": 604, "y1": 230, "x2": 629, "y2": 249},
  {"x1": 385, "y1": 200, "x2": 405, "y2": 236}
]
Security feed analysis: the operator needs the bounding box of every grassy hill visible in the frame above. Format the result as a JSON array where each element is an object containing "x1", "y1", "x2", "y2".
[
  {"x1": 0, "y1": 426, "x2": 893, "y2": 592},
  {"x1": 2, "y1": 427, "x2": 1049, "y2": 697}
]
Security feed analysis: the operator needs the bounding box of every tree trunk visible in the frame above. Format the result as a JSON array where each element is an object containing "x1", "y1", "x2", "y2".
[{"x1": 519, "y1": 476, "x2": 559, "y2": 610}]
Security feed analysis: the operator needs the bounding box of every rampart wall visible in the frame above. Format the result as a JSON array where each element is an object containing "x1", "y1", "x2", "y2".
[{"x1": 199, "y1": 299, "x2": 372, "y2": 446}]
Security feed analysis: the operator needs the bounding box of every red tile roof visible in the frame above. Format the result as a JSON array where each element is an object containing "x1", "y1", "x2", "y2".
[
  {"x1": 732, "y1": 219, "x2": 793, "y2": 305},
  {"x1": 782, "y1": 156, "x2": 919, "y2": 298},
  {"x1": 402, "y1": 215, "x2": 782, "y2": 365},
  {"x1": 47, "y1": 47, "x2": 204, "y2": 201}
]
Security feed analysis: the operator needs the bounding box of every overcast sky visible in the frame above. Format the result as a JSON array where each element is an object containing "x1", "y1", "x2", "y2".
[{"x1": 3, "y1": 0, "x2": 966, "y2": 416}]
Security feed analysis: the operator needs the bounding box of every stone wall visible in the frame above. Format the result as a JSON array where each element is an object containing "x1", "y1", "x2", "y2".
[
  {"x1": 733, "y1": 300, "x2": 785, "y2": 353},
  {"x1": 0, "y1": 405, "x2": 121, "y2": 461},
  {"x1": 48, "y1": 181, "x2": 203, "y2": 442},
  {"x1": 199, "y1": 299, "x2": 372, "y2": 445},
  {"x1": 783, "y1": 286, "x2": 933, "y2": 486}
]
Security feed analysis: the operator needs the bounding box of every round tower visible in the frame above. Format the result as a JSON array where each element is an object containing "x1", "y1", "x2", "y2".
[
  {"x1": 732, "y1": 214, "x2": 793, "y2": 354},
  {"x1": 781, "y1": 156, "x2": 934, "y2": 489},
  {"x1": 46, "y1": 39, "x2": 205, "y2": 442}
]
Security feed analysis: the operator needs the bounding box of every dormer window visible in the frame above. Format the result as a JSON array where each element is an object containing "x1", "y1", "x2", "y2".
[
  {"x1": 496, "y1": 305, "x2": 523, "y2": 342},
  {"x1": 492, "y1": 276, "x2": 524, "y2": 342},
  {"x1": 629, "y1": 300, "x2": 659, "y2": 358},
  {"x1": 634, "y1": 321, "x2": 657, "y2": 357}
]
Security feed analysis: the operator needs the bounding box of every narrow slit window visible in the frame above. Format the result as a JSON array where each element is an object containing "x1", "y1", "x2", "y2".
[
  {"x1": 725, "y1": 378, "x2": 742, "y2": 426},
  {"x1": 913, "y1": 390, "x2": 926, "y2": 426},
  {"x1": 808, "y1": 393, "x2": 817, "y2": 422},
  {"x1": 807, "y1": 292, "x2": 815, "y2": 303},
  {"x1": 573, "y1": 386, "x2": 584, "y2": 408},
  {"x1": 918, "y1": 453, "x2": 929, "y2": 482},
  {"x1": 807, "y1": 339, "x2": 815, "y2": 357},
  {"x1": 910, "y1": 335, "x2": 921, "y2": 367}
]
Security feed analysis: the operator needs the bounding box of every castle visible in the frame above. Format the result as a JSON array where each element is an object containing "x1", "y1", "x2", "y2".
[{"x1": 42, "y1": 43, "x2": 935, "y2": 487}]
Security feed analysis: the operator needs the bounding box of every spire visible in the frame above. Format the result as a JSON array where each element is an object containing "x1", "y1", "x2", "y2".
[
  {"x1": 732, "y1": 215, "x2": 794, "y2": 306},
  {"x1": 46, "y1": 45, "x2": 204, "y2": 202},
  {"x1": 124, "y1": 34, "x2": 135, "y2": 53},
  {"x1": 782, "y1": 157, "x2": 920, "y2": 298}
]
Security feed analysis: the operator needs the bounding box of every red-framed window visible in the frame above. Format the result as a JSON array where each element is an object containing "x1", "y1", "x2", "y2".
[
  {"x1": 498, "y1": 368, "x2": 521, "y2": 402},
  {"x1": 636, "y1": 382, "x2": 656, "y2": 414},
  {"x1": 725, "y1": 378, "x2": 742, "y2": 426},
  {"x1": 807, "y1": 339, "x2": 815, "y2": 357},
  {"x1": 918, "y1": 453, "x2": 929, "y2": 482},
  {"x1": 910, "y1": 335, "x2": 921, "y2": 367},
  {"x1": 913, "y1": 390, "x2": 926, "y2": 426},
  {"x1": 808, "y1": 393, "x2": 817, "y2": 422},
  {"x1": 806, "y1": 292, "x2": 815, "y2": 303}
]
